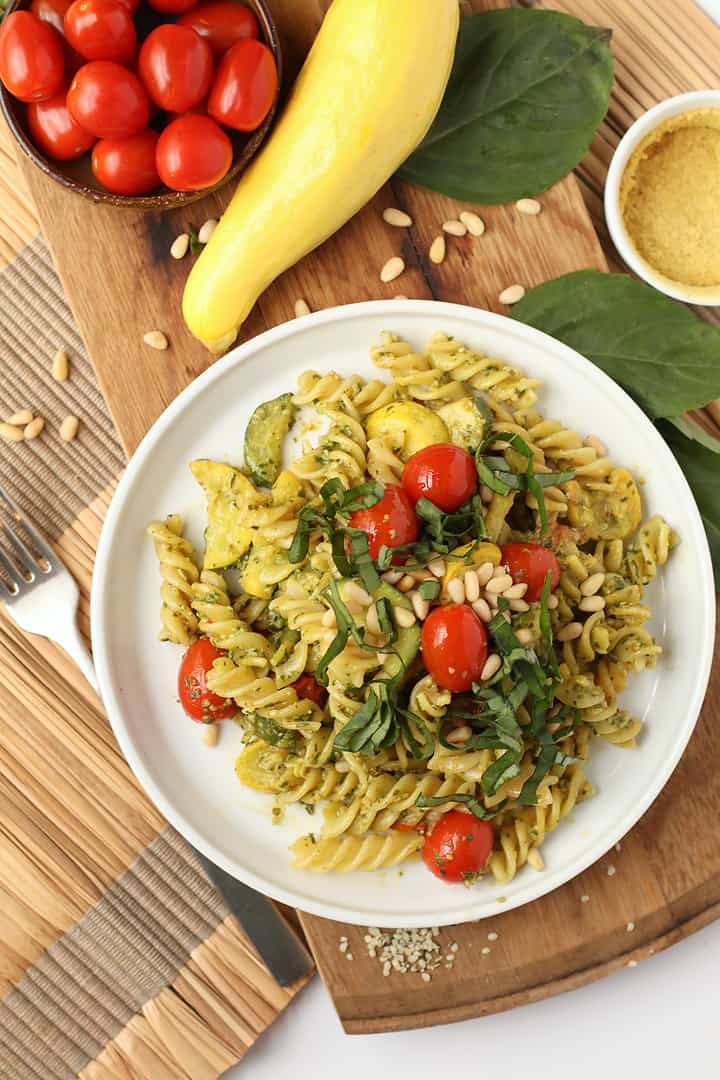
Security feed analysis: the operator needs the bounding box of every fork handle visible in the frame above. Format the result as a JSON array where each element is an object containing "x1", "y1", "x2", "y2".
[{"x1": 55, "y1": 623, "x2": 99, "y2": 695}]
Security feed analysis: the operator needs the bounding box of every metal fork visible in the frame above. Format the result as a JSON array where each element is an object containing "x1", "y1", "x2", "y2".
[{"x1": 0, "y1": 483, "x2": 98, "y2": 692}]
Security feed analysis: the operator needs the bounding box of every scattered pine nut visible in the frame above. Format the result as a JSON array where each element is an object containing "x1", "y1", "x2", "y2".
[
  {"x1": 24, "y1": 417, "x2": 44, "y2": 440},
  {"x1": 475, "y1": 561, "x2": 495, "y2": 588},
  {"x1": 459, "y1": 210, "x2": 485, "y2": 236},
  {"x1": 627, "y1": 960, "x2": 637, "y2": 968},
  {"x1": 59, "y1": 415, "x2": 79, "y2": 442},
  {"x1": 380, "y1": 256, "x2": 405, "y2": 283},
  {"x1": 516, "y1": 198, "x2": 542, "y2": 215},
  {"x1": 516, "y1": 627, "x2": 534, "y2": 645},
  {"x1": 498, "y1": 284, "x2": 526, "y2": 305},
  {"x1": 428, "y1": 559, "x2": 446, "y2": 578},
  {"x1": 527, "y1": 848, "x2": 545, "y2": 871},
  {"x1": 472, "y1": 598, "x2": 492, "y2": 622},
  {"x1": 394, "y1": 606, "x2": 416, "y2": 628},
  {"x1": 344, "y1": 581, "x2": 372, "y2": 607},
  {"x1": 0, "y1": 422, "x2": 23, "y2": 443},
  {"x1": 446, "y1": 725, "x2": 471, "y2": 746},
  {"x1": 626, "y1": 921, "x2": 636, "y2": 933},
  {"x1": 394, "y1": 294, "x2": 409, "y2": 301},
  {"x1": 578, "y1": 595, "x2": 605, "y2": 612},
  {"x1": 487, "y1": 931, "x2": 499, "y2": 942},
  {"x1": 557, "y1": 622, "x2": 583, "y2": 642},
  {"x1": 481, "y1": 946, "x2": 491, "y2": 955},
  {"x1": 580, "y1": 894, "x2": 590, "y2": 904},
  {"x1": 585, "y1": 434, "x2": 607, "y2": 456},
  {"x1": 202, "y1": 723, "x2": 219, "y2": 746},
  {"x1": 547, "y1": 594, "x2": 559, "y2": 610},
  {"x1": 464, "y1": 569, "x2": 480, "y2": 602},
  {"x1": 294, "y1": 298, "x2": 311, "y2": 317},
  {"x1": 503, "y1": 582, "x2": 528, "y2": 600},
  {"x1": 409, "y1": 590, "x2": 430, "y2": 621},
  {"x1": 429, "y1": 235, "x2": 446, "y2": 265},
  {"x1": 382, "y1": 207, "x2": 413, "y2": 228},
  {"x1": 198, "y1": 218, "x2": 218, "y2": 244},
  {"x1": 397, "y1": 573, "x2": 416, "y2": 592},
  {"x1": 321, "y1": 608, "x2": 337, "y2": 627},
  {"x1": 607, "y1": 865, "x2": 616, "y2": 877},
  {"x1": 52, "y1": 348, "x2": 69, "y2": 382},
  {"x1": 447, "y1": 577, "x2": 465, "y2": 604},
  {"x1": 509, "y1": 599, "x2": 530, "y2": 613},
  {"x1": 442, "y1": 219, "x2": 467, "y2": 237},
  {"x1": 480, "y1": 653, "x2": 501, "y2": 681},
  {"x1": 486, "y1": 573, "x2": 513, "y2": 594},
  {"x1": 366, "y1": 603, "x2": 381, "y2": 635},
  {"x1": 335, "y1": 761, "x2": 350, "y2": 773},
  {"x1": 382, "y1": 569, "x2": 404, "y2": 585},
  {"x1": 580, "y1": 572, "x2": 605, "y2": 597},
  {"x1": 170, "y1": 233, "x2": 190, "y2": 259},
  {"x1": 143, "y1": 330, "x2": 169, "y2": 350},
  {"x1": 7, "y1": 409, "x2": 33, "y2": 426}
]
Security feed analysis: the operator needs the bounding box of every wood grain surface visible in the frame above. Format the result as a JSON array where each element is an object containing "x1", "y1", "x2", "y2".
[{"x1": 10, "y1": 0, "x2": 720, "y2": 1036}]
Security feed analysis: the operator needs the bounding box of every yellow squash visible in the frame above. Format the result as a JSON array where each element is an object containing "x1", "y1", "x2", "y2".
[{"x1": 183, "y1": 0, "x2": 459, "y2": 351}]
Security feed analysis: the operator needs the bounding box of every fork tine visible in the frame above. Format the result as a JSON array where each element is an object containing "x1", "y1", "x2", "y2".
[
  {"x1": 3, "y1": 524, "x2": 37, "y2": 577},
  {"x1": 0, "y1": 483, "x2": 57, "y2": 568},
  {"x1": 0, "y1": 545, "x2": 25, "y2": 592}
]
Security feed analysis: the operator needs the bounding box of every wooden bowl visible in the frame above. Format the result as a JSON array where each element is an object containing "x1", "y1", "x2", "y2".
[{"x1": 0, "y1": 0, "x2": 282, "y2": 210}]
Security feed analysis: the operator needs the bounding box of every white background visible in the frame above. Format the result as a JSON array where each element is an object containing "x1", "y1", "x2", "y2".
[{"x1": 228, "y1": 3, "x2": 720, "y2": 1074}]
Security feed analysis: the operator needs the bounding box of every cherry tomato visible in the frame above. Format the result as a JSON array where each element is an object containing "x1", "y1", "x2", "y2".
[
  {"x1": 27, "y1": 83, "x2": 95, "y2": 159},
  {"x1": 402, "y1": 443, "x2": 477, "y2": 513},
  {"x1": 155, "y1": 114, "x2": 232, "y2": 191},
  {"x1": 208, "y1": 37, "x2": 277, "y2": 131},
  {"x1": 91, "y1": 128, "x2": 159, "y2": 194},
  {"x1": 178, "y1": 1, "x2": 258, "y2": 56},
  {"x1": 139, "y1": 25, "x2": 214, "y2": 113},
  {"x1": 348, "y1": 484, "x2": 419, "y2": 563},
  {"x1": 421, "y1": 604, "x2": 488, "y2": 692},
  {"x1": 500, "y1": 542, "x2": 560, "y2": 603},
  {"x1": 67, "y1": 61, "x2": 149, "y2": 138},
  {"x1": 178, "y1": 638, "x2": 237, "y2": 722},
  {"x1": 422, "y1": 809, "x2": 493, "y2": 882},
  {"x1": 30, "y1": 0, "x2": 85, "y2": 74},
  {"x1": 64, "y1": 0, "x2": 136, "y2": 64},
  {"x1": 0, "y1": 12, "x2": 64, "y2": 103},
  {"x1": 292, "y1": 674, "x2": 328, "y2": 707},
  {"x1": 147, "y1": 0, "x2": 198, "y2": 11}
]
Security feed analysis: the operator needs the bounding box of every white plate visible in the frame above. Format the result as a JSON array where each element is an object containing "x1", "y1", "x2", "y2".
[{"x1": 91, "y1": 301, "x2": 715, "y2": 927}]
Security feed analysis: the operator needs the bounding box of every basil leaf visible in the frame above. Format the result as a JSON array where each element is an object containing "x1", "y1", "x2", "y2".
[
  {"x1": 376, "y1": 596, "x2": 396, "y2": 639},
  {"x1": 399, "y1": 708, "x2": 435, "y2": 760},
  {"x1": 399, "y1": 10, "x2": 613, "y2": 204},
  {"x1": 346, "y1": 528, "x2": 380, "y2": 593},
  {"x1": 341, "y1": 481, "x2": 384, "y2": 513},
  {"x1": 254, "y1": 715, "x2": 298, "y2": 749},
  {"x1": 517, "y1": 735, "x2": 559, "y2": 806},
  {"x1": 534, "y1": 469, "x2": 576, "y2": 488},
  {"x1": 289, "y1": 505, "x2": 322, "y2": 564},
  {"x1": 330, "y1": 529, "x2": 353, "y2": 577},
  {"x1": 481, "y1": 749, "x2": 521, "y2": 796},
  {"x1": 659, "y1": 420, "x2": 720, "y2": 587},
  {"x1": 416, "y1": 793, "x2": 500, "y2": 821},
  {"x1": 476, "y1": 457, "x2": 512, "y2": 495},
  {"x1": 419, "y1": 579, "x2": 440, "y2": 601},
  {"x1": 334, "y1": 690, "x2": 380, "y2": 752}
]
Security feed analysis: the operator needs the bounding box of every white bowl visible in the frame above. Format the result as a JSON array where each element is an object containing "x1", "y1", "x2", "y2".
[
  {"x1": 605, "y1": 90, "x2": 720, "y2": 304},
  {"x1": 91, "y1": 300, "x2": 715, "y2": 927}
]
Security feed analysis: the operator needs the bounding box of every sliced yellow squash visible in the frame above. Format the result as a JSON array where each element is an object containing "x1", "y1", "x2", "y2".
[{"x1": 190, "y1": 459, "x2": 256, "y2": 569}]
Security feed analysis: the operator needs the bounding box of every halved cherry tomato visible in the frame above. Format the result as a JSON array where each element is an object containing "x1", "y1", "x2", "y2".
[
  {"x1": 178, "y1": 638, "x2": 237, "y2": 722},
  {"x1": 402, "y1": 443, "x2": 477, "y2": 513},
  {"x1": 64, "y1": 0, "x2": 136, "y2": 64},
  {"x1": 348, "y1": 484, "x2": 419, "y2": 562},
  {"x1": 67, "y1": 61, "x2": 149, "y2": 138},
  {"x1": 178, "y1": 0, "x2": 258, "y2": 56},
  {"x1": 0, "y1": 11, "x2": 64, "y2": 103},
  {"x1": 27, "y1": 83, "x2": 95, "y2": 159},
  {"x1": 155, "y1": 114, "x2": 232, "y2": 191},
  {"x1": 292, "y1": 673, "x2": 327, "y2": 707},
  {"x1": 139, "y1": 25, "x2": 214, "y2": 113},
  {"x1": 421, "y1": 604, "x2": 488, "y2": 692},
  {"x1": 422, "y1": 809, "x2": 493, "y2": 882},
  {"x1": 207, "y1": 37, "x2": 277, "y2": 132},
  {"x1": 147, "y1": 0, "x2": 198, "y2": 11},
  {"x1": 500, "y1": 542, "x2": 560, "y2": 603},
  {"x1": 91, "y1": 128, "x2": 159, "y2": 194}
]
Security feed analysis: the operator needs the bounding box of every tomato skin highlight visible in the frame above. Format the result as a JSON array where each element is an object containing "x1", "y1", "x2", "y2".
[
  {"x1": 67, "y1": 61, "x2": 149, "y2": 138},
  {"x1": 92, "y1": 128, "x2": 160, "y2": 194},
  {"x1": 27, "y1": 83, "x2": 96, "y2": 159},
  {"x1": 178, "y1": 638, "x2": 236, "y2": 722},
  {"x1": 403, "y1": 443, "x2": 477, "y2": 513},
  {"x1": 500, "y1": 542, "x2": 561, "y2": 603},
  {"x1": 348, "y1": 484, "x2": 419, "y2": 562},
  {"x1": 421, "y1": 604, "x2": 488, "y2": 692},
  {"x1": 178, "y1": 1, "x2": 258, "y2": 55},
  {"x1": 155, "y1": 114, "x2": 232, "y2": 191},
  {"x1": 64, "y1": 0, "x2": 136, "y2": 64},
  {"x1": 139, "y1": 24, "x2": 214, "y2": 113},
  {"x1": 0, "y1": 12, "x2": 64, "y2": 103},
  {"x1": 292, "y1": 674, "x2": 327, "y2": 707},
  {"x1": 207, "y1": 37, "x2": 277, "y2": 132},
  {"x1": 423, "y1": 809, "x2": 493, "y2": 882}
]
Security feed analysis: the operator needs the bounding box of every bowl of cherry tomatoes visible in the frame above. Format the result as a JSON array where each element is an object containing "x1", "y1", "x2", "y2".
[{"x1": 0, "y1": 0, "x2": 281, "y2": 207}]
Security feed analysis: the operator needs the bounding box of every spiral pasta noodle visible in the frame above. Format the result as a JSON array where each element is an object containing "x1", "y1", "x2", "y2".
[
  {"x1": 291, "y1": 831, "x2": 423, "y2": 872},
  {"x1": 148, "y1": 515, "x2": 199, "y2": 645}
]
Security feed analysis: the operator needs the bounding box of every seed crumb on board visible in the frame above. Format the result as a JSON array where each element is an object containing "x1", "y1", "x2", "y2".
[
  {"x1": 429, "y1": 235, "x2": 446, "y2": 264},
  {"x1": 498, "y1": 284, "x2": 526, "y2": 305},
  {"x1": 459, "y1": 210, "x2": 485, "y2": 236},
  {"x1": 59, "y1": 415, "x2": 80, "y2": 442},
  {"x1": 24, "y1": 417, "x2": 44, "y2": 440},
  {"x1": 382, "y1": 207, "x2": 413, "y2": 228},
  {"x1": 143, "y1": 330, "x2": 169, "y2": 350},
  {"x1": 170, "y1": 233, "x2": 190, "y2": 260},
  {"x1": 627, "y1": 960, "x2": 638, "y2": 968},
  {"x1": 487, "y1": 931, "x2": 498, "y2": 942},
  {"x1": 52, "y1": 348, "x2": 70, "y2": 381},
  {"x1": 626, "y1": 921, "x2": 636, "y2": 933},
  {"x1": 516, "y1": 197, "x2": 542, "y2": 216},
  {"x1": 481, "y1": 946, "x2": 491, "y2": 955},
  {"x1": 360, "y1": 926, "x2": 455, "y2": 981},
  {"x1": 294, "y1": 298, "x2": 311, "y2": 318},
  {"x1": 380, "y1": 256, "x2": 405, "y2": 283},
  {"x1": 7, "y1": 409, "x2": 33, "y2": 426},
  {"x1": 580, "y1": 894, "x2": 590, "y2": 904},
  {"x1": 607, "y1": 865, "x2": 616, "y2": 877},
  {"x1": 0, "y1": 423, "x2": 23, "y2": 443}
]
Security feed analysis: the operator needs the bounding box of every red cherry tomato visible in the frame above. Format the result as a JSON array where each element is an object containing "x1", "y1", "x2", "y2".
[
  {"x1": 91, "y1": 128, "x2": 159, "y2": 194},
  {"x1": 208, "y1": 37, "x2": 277, "y2": 131},
  {"x1": 139, "y1": 25, "x2": 213, "y2": 113},
  {"x1": 178, "y1": 638, "x2": 237, "y2": 722},
  {"x1": 147, "y1": 0, "x2": 198, "y2": 11},
  {"x1": 0, "y1": 12, "x2": 64, "y2": 103},
  {"x1": 422, "y1": 809, "x2": 493, "y2": 882},
  {"x1": 178, "y1": 0, "x2": 258, "y2": 56},
  {"x1": 402, "y1": 443, "x2": 477, "y2": 513},
  {"x1": 64, "y1": 0, "x2": 136, "y2": 64},
  {"x1": 292, "y1": 674, "x2": 328, "y2": 707},
  {"x1": 30, "y1": 0, "x2": 85, "y2": 74},
  {"x1": 500, "y1": 542, "x2": 560, "y2": 603},
  {"x1": 27, "y1": 83, "x2": 95, "y2": 159},
  {"x1": 155, "y1": 114, "x2": 232, "y2": 191},
  {"x1": 421, "y1": 604, "x2": 488, "y2": 692},
  {"x1": 67, "y1": 61, "x2": 149, "y2": 138},
  {"x1": 349, "y1": 484, "x2": 419, "y2": 563}
]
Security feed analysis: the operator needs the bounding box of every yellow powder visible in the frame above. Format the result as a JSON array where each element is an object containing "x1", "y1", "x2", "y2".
[{"x1": 620, "y1": 108, "x2": 720, "y2": 287}]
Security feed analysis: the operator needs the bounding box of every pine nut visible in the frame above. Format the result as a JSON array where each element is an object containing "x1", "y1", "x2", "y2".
[
  {"x1": 428, "y1": 559, "x2": 446, "y2": 578},
  {"x1": 429, "y1": 235, "x2": 446, "y2": 264},
  {"x1": 486, "y1": 591, "x2": 499, "y2": 609},
  {"x1": 409, "y1": 590, "x2": 430, "y2": 621},
  {"x1": 585, "y1": 434, "x2": 607, "y2": 456},
  {"x1": 578, "y1": 595, "x2": 605, "y2": 612},
  {"x1": 475, "y1": 561, "x2": 495, "y2": 588},
  {"x1": 382, "y1": 569, "x2": 404, "y2": 584},
  {"x1": 59, "y1": 414, "x2": 79, "y2": 442},
  {"x1": 547, "y1": 594, "x2": 559, "y2": 610},
  {"x1": 447, "y1": 577, "x2": 465, "y2": 604},
  {"x1": 52, "y1": 348, "x2": 69, "y2": 381},
  {"x1": 472, "y1": 598, "x2": 492, "y2": 622},
  {"x1": 0, "y1": 423, "x2": 23, "y2": 443},
  {"x1": 322, "y1": 607, "x2": 337, "y2": 627},
  {"x1": 397, "y1": 574, "x2": 416, "y2": 592},
  {"x1": 143, "y1": 330, "x2": 168, "y2": 350},
  {"x1": 464, "y1": 570, "x2": 480, "y2": 602},
  {"x1": 509, "y1": 599, "x2": 530, "y2": 612},
  {"x1": 480, "y1": 484, "x2": 493, "y2": 503},
  {"x1": 198, "y1": 218, "x2": 218, "y2": 244},
  {"x1": 503, "y1": 582, "x2": 528, "y2": 599},
  {"x1": 294, "y1": 298, "x2": 311, "y2": 317},
  {"x1": 170, "y1": 233, "x2": 189, "y2": 259},
  {"x1": 459, "y1": 210, "x2": 485, "y2": 236},
  {"x1": 442, "y1": 219, "x2": 467, "y2": 236},
  {"x1": 446, "y1": 725, "x2": 471, "y2": 746},
  {"x1": 516, "y1": 198, "x2": 542, "y2": 216},
  {"x1": 394, "y1": 294, "x2": 409, "y2": 301},
  {"x1": 502, "y1": 610, "x2": 512, "y2": 623},
  {"x1": 7, "y1": 409, "x2": 33, "y2": 426},
  {"x1": 516, "y1": 627, "x2": 534, "y2": 645},
  {"x1": 202, "y1": 723, "x2": 219, "y2": 746},
  {"x1": 366, "y1": 603, "x2": 381, "y2": 635},
  {"x1": 486, "y1": 573, "x2": 513, "y2": 594},
  {"x1": 24, "y1": 417, "x2": 44, "y2": 440},
  {"x1": 480, "y1": 653, "x2": 501, "y2": 681},
  {"x1": 557, "y1": 622, "x2": 583, "y2": 642},
  {"x1": 499, "y1": 284, "x2": 526, "y2": 305},
  {"x1": 344, "y1": 581, "x2": 372, "y2": 607},
  {"x1": 335, "y1": 761, "x2": 350, "y2": 773},
  {"x1": 527, "y1": 848, "x2": 545, "y2": 871},
  {"x1": 580, "y1": 572, "x2": 605, "y2": 597},
  {"x1": 394, "y1": 606, "x2": 416, "y2": 628},
  {"x1": 380, "y1": 256, "x2": 405, "y2": 283},
  {"x1": 382, "y1": 207, "x2": 412, "y2": 228},
  {"x1": 492, "y1": 564, "x2": 508, "y2": 578}
]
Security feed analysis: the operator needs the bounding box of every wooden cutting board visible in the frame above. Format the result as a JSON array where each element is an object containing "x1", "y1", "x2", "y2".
[{"x1": 13, "y1": 0, "x2": 720, "y2": 1035}]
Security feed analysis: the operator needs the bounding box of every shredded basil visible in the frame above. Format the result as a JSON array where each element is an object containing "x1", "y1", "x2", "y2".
[
  {"x1": 419, "y1": 579, "x2": 440, "y2": 601},
  {"x1": 415, "y1": 792, "x2": 501, "y2": 821}
]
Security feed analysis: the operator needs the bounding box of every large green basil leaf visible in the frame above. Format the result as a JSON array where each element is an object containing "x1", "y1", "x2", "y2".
[
  {"x1": 658, "y1": 421, "x2": 720, "y2": 588},
  {"x1": 399, "y1": 10, "x2": 613, "y2": 203}
]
